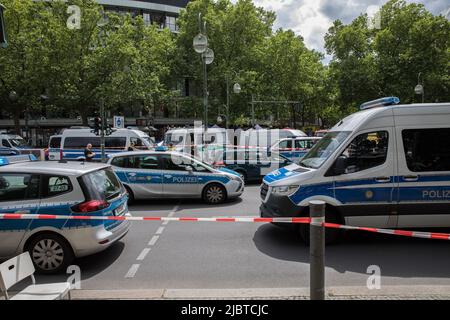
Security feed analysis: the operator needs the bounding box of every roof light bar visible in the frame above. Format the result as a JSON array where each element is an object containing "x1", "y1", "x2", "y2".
[
  {"x1": 0, "y1": 154, "x2": 38, "y2": 166},
  {"x1": 360, "y1": 97, "x2": 400, "y2": 110}
]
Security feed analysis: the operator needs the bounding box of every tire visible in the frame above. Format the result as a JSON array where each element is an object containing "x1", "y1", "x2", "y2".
[
  {"x1": 298, "y1": 207, "x2": 343, "y2": 245},
  {"x1": 203, "y1": 183, "x2": 227, "y2": 204},
  {"x1": 26, "y1": 233, "x2": 74, "y2": 274},
  {"x1": 124, "y1": 185, "x2": 135, "y2": 205}
]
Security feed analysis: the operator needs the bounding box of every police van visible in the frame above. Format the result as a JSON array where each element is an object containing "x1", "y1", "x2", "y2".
[
  {"x1": 0, "y1": 155, "x2": 130, "y2": 273},
  {"x1": 260, "y1": 97, "x2": 450, "y2": 243},
  {"x1": 0, "y1": 133, "x2": 31, "y2": 152},
  {"x1": 108, "y1": 151, "x2": 244, "y2": 204},
  {"x1": 48, "y1": 128, "x2": 154, "y2": 161}
]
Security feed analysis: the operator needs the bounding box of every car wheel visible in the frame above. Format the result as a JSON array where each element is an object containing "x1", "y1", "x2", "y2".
[
  {"x1": 124, "y1": 185, "x2": 135, "y2": 205},
  {"x1": 27, "y1": 233, "x2": 74, "y2": 274},
  {"x1": 298, "y1": 207, "x2": 343, "y2": 245},
  {"x1": 203, "y1": 184, "x2": 227, "y2": 204}
]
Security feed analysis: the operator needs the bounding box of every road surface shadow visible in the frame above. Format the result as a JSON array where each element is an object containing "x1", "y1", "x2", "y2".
[
  {"x1": 130, "y1": 196, "x2": 243, "y2": 211},
  {"x1": 253, "y1": 224, "x2": 450, "y2": 278}
]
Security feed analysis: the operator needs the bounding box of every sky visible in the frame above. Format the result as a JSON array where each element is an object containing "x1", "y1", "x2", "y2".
[{"x1": 232, "y1": 0, "x2": 450, "y2": 62}]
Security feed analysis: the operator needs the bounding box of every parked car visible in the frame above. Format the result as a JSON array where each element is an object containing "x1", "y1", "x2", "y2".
[
  {"x1": 108, "y1": 151, "x2": 244, "y2": 204},
  {"x1": 0, "y1": 155, "x2": 131, "y2": 273},
  {"x1": 213, "y1": 149, "x2": 293, "y2": 183}
]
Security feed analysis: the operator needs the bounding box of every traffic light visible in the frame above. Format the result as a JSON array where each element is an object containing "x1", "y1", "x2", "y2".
[
  {"x1": 0, "y1": 3, "x2": 7, "y2": 48},
  {"x1": 93, "y1": 116, "x2": 102, "y2": 135}
]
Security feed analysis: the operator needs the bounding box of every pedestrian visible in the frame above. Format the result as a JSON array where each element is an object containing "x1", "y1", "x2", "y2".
[{"x1": 84, "y1": 143, "x2": 95, "y2": 162}]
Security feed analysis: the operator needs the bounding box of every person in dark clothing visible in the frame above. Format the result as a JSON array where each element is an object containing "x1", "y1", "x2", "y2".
[{"x1": 84, "y1": 143, "x2": 95, "y2": 161}]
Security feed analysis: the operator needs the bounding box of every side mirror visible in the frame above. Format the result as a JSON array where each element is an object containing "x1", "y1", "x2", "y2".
[
  {"x1": 186, "y1": 165, "x2": 193, "y2": 173},
  {"x1": 0, "y1": 4, "x2": 7, "y2": 48},
  {"x1": 333, "y1": 155, "x2": 347, "y2": 175}
]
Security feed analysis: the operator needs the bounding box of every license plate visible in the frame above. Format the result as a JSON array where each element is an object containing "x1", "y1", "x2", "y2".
[{"x1": 114, "y1": 203, "x2": 127, "y2": 216}]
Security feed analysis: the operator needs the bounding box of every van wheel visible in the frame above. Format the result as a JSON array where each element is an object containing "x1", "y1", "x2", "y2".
[
  {"x1": 298, "y1": 207, "x2": 343, "y2": 245},
  {"x1": 203, "y1": 183, "x2": 227, "y2": 204},
  {"x1": 124, "y1": 185, "x2": 135, "y2": 205},
  {"x1": 27, "y1": 233, "x2": 74, "y2": 274}
]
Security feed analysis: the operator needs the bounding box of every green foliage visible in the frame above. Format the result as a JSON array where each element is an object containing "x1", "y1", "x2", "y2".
[{"x1": 325, "y1": 0, "x2": 450, "y2": 113}]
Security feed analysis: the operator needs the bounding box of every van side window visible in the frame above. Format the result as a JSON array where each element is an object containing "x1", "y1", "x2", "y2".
[
  {"x1": 49, "y1": 137, "x2": 61, "y2": 148},
  {"x1": 339, "y1": 131, "x2": 389, "y2": 174},
  {"x1": 2, "y1": 139, "x2": 10, "y2": 148},
  {"x1": 278, "y1": 140, "x2": 292, "y2": 150},
  {"x1": 105, "y1": 137, "x2": 126, "y2": 149},
  {"x1": 0, "y1": 174, "x2": 40, "y2": 202},
  {"x1": 65, "y1": 137, "x2": 101, "y2": 149},
  {"x1": 402, "y1": 128, "x2": 450, "y2": 172}
]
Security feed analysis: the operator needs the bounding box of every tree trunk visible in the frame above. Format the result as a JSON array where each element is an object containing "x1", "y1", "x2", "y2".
[{"x1": 14, "y1": 108, "x2": 21, "y2": 135}]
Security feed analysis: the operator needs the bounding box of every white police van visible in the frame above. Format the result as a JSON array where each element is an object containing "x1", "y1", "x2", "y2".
[
  {"x1": 0, "y1": 133, "x2": 31, "y2": 152},
  {"x1": 108, "y1": 151, "x2": 244, "y2": 204},
  {"x1": 260, "y1": 97, "x2": 450, "y2": 243},
  {"x1": 270, "y1": 136, "x2": 321, "y2": 162},
  {"x1": 48, "y1": 128, "x2": 154, "y2": 161},
  {"x1": 0, "y1": 155, "x2": 130, "y2": 273}
]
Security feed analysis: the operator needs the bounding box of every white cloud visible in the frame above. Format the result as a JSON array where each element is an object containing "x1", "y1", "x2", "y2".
[{"x1": 245, "y1": 0, "x2": 449, "y2": 62}]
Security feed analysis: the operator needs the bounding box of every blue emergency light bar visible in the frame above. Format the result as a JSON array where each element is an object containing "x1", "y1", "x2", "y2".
[
  {"x1": 360, "y1": 97, "x2": 400, "y2": 110},
  {"x1": 0, "y1": 154, "x2": 38, "y2": 166}
]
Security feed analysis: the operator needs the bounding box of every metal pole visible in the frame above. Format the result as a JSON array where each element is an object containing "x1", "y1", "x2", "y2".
[
  {"x1": 251, "y1": 94, "x2": 255, "y2": 127},
  {"x1": 203, "y1": 57, "x2": 208, "y2": 137},
  {"x1": 309, "y1": 200, "x2": 325, "y2": 300},
  {"x1": 100, "y1": 99, "x2": 106, "y2": 163},
  {"x1": 226, "y1": 76, "x2": 230, "y2": 129}
]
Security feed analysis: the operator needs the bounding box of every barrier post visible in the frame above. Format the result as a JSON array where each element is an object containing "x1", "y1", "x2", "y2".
[{"x1": 309, "y1": 200, "x2": 325, "y2": 300}]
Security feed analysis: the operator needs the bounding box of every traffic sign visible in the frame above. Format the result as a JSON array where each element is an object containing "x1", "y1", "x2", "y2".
[{"x1": 114, "y1": 116, "x2": 124, "y2": 129}]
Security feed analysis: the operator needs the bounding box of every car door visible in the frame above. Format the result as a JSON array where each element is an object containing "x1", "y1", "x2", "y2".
[
  {"x1": 396, "y1": 127, "x2": 450, "y2": 228},
  {"x1": 121, "y1": 154, "x2": 163, "y2": 198},
  {"x1": 331, "y1": 129, "x2": 397, "y2": 228},
  {"x1": 0, "y1": 173, "x2": 41, "y2": 257},
  {"x1": 161, "y1": 154, "x2": 199, "y2": 196}
]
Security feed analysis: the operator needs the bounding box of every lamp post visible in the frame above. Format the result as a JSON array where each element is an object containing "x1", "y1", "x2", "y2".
[
  {"x1": 193, "y1": 13, "x2": 214, "y2": 137},
  {"x1": 415, "y1": 72, "x2": 424, "y2": 103},
  {"x1": 0, "y1": 3, "x2": 7, "y2": 48},
  {"x1": 225, "y1": 71, "x2": 241, "y2": 129}
]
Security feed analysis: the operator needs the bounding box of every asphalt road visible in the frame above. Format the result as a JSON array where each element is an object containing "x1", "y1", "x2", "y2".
[{"x1": 37, "y1": 185, "x2": 450, "y2": 292}]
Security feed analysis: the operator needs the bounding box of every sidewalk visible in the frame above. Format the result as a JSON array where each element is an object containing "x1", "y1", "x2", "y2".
[{"x1": 67, "y1": 286, "x2": 450, "y2": 300}]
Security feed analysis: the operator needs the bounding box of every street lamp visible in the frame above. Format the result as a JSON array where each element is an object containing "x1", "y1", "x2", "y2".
[
  {"x1": 193, "y1": 13, "x2": 214, "y2": 136},
  {"x1": 415, "y1": 72, "x2": 424, "y2": 103},
  {"x1": 225, "y1": 71, "x2": 241, "y2": 129}
]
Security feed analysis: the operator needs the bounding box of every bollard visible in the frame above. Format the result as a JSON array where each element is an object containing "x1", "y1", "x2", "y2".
[{"x1": 309, "y1": 200, "x2": 325, "y2": 300}]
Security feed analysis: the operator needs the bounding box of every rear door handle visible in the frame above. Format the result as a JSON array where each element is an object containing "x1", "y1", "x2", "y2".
[
  {"x1": 403, "y1": 175, "x2": 419, "y2": 182},
  {"x1": 375, "y1": 177, "x2": 391, "y2": 183},
  {"x1": 14, "y1": 210, "x2": 30, "y2": 214}
]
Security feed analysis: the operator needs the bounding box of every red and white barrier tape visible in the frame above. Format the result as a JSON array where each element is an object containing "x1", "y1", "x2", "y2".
[{"x1": 1, "y1": 213, "x2": 449, "y2": 240}]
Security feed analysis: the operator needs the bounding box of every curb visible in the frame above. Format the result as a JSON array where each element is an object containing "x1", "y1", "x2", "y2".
[{"x1": 68, "y1": 286, "x2": 450, "y2": 300}]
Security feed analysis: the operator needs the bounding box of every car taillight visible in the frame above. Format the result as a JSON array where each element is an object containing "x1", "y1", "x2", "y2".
[
  {"x1": 213, "y1": 161, "x2": 225, "y2": 167},
  {"x1": 71, "y1": 200, "x2": 110, "y2": 213}
]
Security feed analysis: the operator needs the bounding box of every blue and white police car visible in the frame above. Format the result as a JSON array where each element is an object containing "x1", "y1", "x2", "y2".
[
  {"x1": 260, "y1": 97, "x2": 450, "y2": 244},
  {"x1": 0, "y1": 155, "x2": 130, "y2": 273},
  {"x1": 108, "y1": 151, "x2": 244, "y2": 204}
]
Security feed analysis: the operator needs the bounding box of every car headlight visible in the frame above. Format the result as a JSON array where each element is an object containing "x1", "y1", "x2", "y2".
[
  {"x1": 271, "y1": 185, "x2": 299, "y2": 196},
  {"x1": 230, "y1": 175, "x2": 242, "y2": 182}
]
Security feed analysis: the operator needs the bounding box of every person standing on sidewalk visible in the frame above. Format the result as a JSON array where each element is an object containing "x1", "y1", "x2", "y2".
[{"x1": 84, "y1": 143, "x2": 95, "y2": 162}]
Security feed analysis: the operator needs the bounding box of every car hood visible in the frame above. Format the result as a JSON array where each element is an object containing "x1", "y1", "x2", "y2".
[{"x1": 263, "y1": 163, "x2": 314, "y2": 186}]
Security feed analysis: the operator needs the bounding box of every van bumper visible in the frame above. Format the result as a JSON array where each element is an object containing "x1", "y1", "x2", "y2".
[{"x1": 260, "y1": 194, "x2": 304, "y2": 219}]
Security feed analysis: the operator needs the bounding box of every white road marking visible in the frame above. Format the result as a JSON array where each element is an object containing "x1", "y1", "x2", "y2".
[
  {"x1": 148, "y1": 235, "x2": 160, "y2": 246},
  {"x1": 136, "y1": 248, "x2": 151, "y2": 261},
  {"x1": 156, "y1": 226, "x2": 165, "y2": 235},
  {"x1": 125, "y1": 264, "x2": 140, "y2": 278}
]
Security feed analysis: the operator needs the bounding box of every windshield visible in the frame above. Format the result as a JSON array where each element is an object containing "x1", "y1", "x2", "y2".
[
  {"x1": 141, "y1": 136, "x2": 154, "y2": 146},
  {"x1": 299, "y1": 131, "x2": 351, "y2": 169},
  {"x1": 80, "y1": 168, "x2": 123, "y2": 201},
  {"x1": 9, "y1": 138, "x2": 29, "y2": 148},
  {"x1": 164, "y1": 133, "x2": 185, "y2": 145}
]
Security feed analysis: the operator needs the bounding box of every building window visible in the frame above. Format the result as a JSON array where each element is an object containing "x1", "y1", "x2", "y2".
[
  {"x1": 151, "y1": 13, "x2": 165, "y2": 29},
  {"x1": 166, "y1": 16, "x2": 178, "y2": 32},
  {"x1": 143, "y1": 13, "x2": 151, "y2": 26}
]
